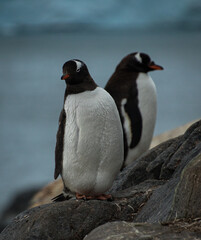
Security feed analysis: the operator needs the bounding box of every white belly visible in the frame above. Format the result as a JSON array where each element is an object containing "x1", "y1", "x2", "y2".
[
  {"x1": 62, "y1": 87, "x2": 124, "y2": 195},
  {"x1": 125, "y1": 73, "x2": 157, "y2": 166}
]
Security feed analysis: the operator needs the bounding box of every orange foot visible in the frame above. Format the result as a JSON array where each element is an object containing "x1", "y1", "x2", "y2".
[{"x1": 76, "y1": 193, "x2": 113, "y2": 201}]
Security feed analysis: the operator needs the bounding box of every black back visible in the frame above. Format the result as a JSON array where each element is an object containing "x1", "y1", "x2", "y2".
[
  {"x1": 105, "y1": 52, "x2": 162, "y2": 164},
  {"x1": 105, "y1": 63, "x2": 142, "y2": 162}
]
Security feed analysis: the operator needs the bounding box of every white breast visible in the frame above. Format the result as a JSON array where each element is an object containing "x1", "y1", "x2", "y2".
[
  {"x1": 62, "y1": 87, "x2": 124, "y2": 195},
  {"x1": 125, "y1": 73, "x2": 157, "y2": 166}
]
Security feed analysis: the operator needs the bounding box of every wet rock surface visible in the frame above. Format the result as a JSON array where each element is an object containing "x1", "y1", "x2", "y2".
[{"x1": 1, "y1": 120, "x2": 201, "y2": 240}]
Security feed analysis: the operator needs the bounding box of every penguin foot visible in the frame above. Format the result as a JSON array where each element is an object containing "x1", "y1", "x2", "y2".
[
  {"x1": 95, "y1": 194, "x2": 113, "y2": 201},
  {"x1": 76, "y1": 193, "x2": 113, "y2": 201}
]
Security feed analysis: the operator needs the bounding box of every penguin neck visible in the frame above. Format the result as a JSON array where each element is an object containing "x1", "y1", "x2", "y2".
[{"x1": 65, "y1": 76, "x2": 97, "y2": 95}]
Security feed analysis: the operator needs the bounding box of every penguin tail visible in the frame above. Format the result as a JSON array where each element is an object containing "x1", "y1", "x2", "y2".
[
  {"x1": 52, "y1": 190, "x2": 75, "y2": 202},
  {"x1": 52, "y1": 193, "x2": 66, "y2": 202}
]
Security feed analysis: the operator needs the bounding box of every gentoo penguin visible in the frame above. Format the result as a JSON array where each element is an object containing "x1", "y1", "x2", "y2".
[
  {"x1": 54, "y1": 59, "x2": 124, "y2": 200},
  {"x1": 105, "y1": 52, "x2": 163, "y2": 167}
]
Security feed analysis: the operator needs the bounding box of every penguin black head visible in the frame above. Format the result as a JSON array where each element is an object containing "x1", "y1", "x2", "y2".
[
  {"x1": 117, "y1": 52, "x2": 163, "y2": 73},
  {"x1": 61, "y1": 59, "x2": 90, "y2": 85}
]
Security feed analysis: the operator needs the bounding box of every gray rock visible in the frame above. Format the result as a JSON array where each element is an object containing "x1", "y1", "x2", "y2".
[
  {"x1": 1, "y1": 120, "x2": 201, "y2": 240},
  {"x1": 109, "y1": 138, "x2": 174, "y2": 193},
  {"x1": 169, "y1": 152, "x2": 201, "y2": 220},
  {"x1": 135, "y1": 121, "x2": 201, "y2": 222},
  {"x1": 135, "y1": 147, "x2": 201, "y2": 223},
  {"x1": 0, "y1": 180, "x2": 163, "y2": 240},
  {"x1": 111, "y1": 120, "x2": 201, "y2": 194},
  {"x1": 84, "y1": 221, "x2": 201, "y2": 240},
  {"x1": 0, "y1": 201, "x2": 118, "y2": 240}
]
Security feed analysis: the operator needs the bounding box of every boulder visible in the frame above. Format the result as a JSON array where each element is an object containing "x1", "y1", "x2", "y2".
[
  {"x1": 0, "y1": 180, "x2": 164, "y2": 240},
  {"x1": 84, "y1": 221, "x2": 201, "y2": 240},
  {"x1": 1, "y1": 120, "x2": 201, "y2": 240},
  {"x1": 169, "y1": 152, "x2": 201, "y2": 220},
  {"x1": 135, "y1": 121, "x2": 201, "y2": 222}
]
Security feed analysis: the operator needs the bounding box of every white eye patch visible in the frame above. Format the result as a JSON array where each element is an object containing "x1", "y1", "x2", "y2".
[
  {"x1": 73, "y1": 60, "x2": 82, "y2": 72},
  {"x1": 135, "y1": 53, "x2": 142, "y2": 63}
]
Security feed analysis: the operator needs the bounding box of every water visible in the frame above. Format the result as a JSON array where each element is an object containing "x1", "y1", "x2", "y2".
[
  {"x1": 1, "y1": 0, "x2": 201, "y2": 34},
  {"x1": 0, "y1": 31, "x2": 201, "y2": 214}
]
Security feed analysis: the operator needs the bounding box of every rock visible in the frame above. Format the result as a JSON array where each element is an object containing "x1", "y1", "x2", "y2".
[
  {"x1": 110, "y1": 119, "x2": 201, "y2": 194},
  {"x1": 1, "y1": 120, "x2": 201, "y2": 240},
  {"x1": 0, "y1": 180, "x2": 164, "y2": 240},
  {"x1": 109, "y1": 138, "x2": 174, "y2": 193},
  {"x1": 84, "y1": 221, "x2": 201, "y2": 240},
  {"x1": 135, "y1": 148, "x2": 201, "y2": 223},
  {"x1": 169, "y1": 152, "x2": 201, "y2": 220},
  {"x1": 135, "y1": 121, "x2": 201, "y2": 222},
  {"x1": 148, "y1": 120, "x2": 201, "y2": 180},
  {"x1": 0, "y1": 201, "x2": 119, "y2": 240}
]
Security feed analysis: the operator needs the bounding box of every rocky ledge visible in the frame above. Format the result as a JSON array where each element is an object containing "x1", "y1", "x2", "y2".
[{"x1": 1, "y1": 120, "x2": 201, "y2": 240}]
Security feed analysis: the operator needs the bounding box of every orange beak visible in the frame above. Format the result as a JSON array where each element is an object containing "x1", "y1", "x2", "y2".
[
  {"x1": 61, "y1": 74, "x2": 70, "y2": 80},
  {"x1": 149, "y1": 62, "x2": 163, "y2": 70}
]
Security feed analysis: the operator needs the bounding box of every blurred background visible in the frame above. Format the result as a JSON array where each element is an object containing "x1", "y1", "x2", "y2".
[{"x1": 0, "y1": 0, "x2": 201, "y2": 228}]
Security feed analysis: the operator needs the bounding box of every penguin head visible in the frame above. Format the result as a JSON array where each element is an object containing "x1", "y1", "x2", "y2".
[
  {"x1": 117, "y1": 52, "x2": 163, "y2": 73},
  {"x1": 61, "y1": 59, "x2": 90, "y2": 84}
]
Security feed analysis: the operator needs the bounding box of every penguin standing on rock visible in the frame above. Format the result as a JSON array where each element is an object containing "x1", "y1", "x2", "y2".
[
  {"x1": 105, "y1": 52, "x2": 163, "y2": 167},
  {"x1": 54, "y1": 59, "x2": 124, "y2": 200}
]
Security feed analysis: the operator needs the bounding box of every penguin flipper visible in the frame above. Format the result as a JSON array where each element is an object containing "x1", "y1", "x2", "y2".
[
  {"x1": 54, "y1": 109, "x2": 66, "y2": 179},
  {"x1": 124, "y1": 93, "x2": 142, "y2": 149}
]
